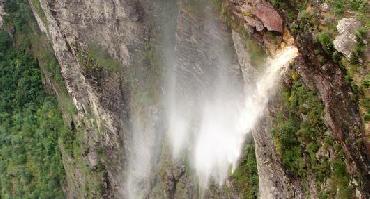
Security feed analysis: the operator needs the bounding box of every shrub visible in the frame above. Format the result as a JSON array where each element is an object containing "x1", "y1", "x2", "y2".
[
  {"x1": 272, "y1": 76, "x2": 352, "y2": 196},
  {"x1": 317, "y1": 32, "x2": 334, "y2": 55}
]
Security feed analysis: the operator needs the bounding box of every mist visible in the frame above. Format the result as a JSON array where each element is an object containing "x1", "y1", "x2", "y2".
[
  {"x1": 163, "y1": 0, "x2": 298, "y2": 189},
  {"x1": 124, "y1": 0, "x2": 298, "y2": 197},
  {"x1": 194, "y1": 46, "x2": 298, "y2": 186}
]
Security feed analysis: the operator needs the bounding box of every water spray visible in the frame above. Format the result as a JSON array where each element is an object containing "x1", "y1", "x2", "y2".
[{"x1": 193, "y1": 46, "x2": 298, "y2": 187}]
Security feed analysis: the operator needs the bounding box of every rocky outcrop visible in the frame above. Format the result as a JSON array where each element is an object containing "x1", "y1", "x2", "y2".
[
  {"x1": 30, "y1": 0, "x2": 242, "y2": 197},
  {"x1": 333, "y1": 18, "x2": 362, "y2": 58},
  {"x1": 278, "y1": 5, "x2": 369, "y2": 198},
  {"x1": 295, "y1": 34, "x2": 369, "y2": 196},
  {"x1": 253, "y1": 3, "x2": 283, "y2": 32},
  {"x1": 225, "y1": 0, "x2": 369, "y2": 197},
  {"x1": 29, "y1": 0, "x2": 151, "y2": 197},
  {"x1": 232, "y1": 31, "x2": 257, "y2": 83},
  {"x1": 221, "y1": 0, "x2": 283, "y2": 33}
]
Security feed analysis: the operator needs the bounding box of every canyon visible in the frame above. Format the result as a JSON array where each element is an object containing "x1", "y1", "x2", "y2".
[{"x1": 0, "y1": 0, "x2": 369, "y2": 198}]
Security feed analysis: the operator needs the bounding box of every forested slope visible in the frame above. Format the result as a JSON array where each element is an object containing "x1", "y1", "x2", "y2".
[{"x1": 0, "y1": 1, "x2": 67, "y2": 197}]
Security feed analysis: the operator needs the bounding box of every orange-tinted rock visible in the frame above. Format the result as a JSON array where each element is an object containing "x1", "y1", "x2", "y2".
[{"x1": 253, "y1": 4, "x2": 283, "y2": 33}]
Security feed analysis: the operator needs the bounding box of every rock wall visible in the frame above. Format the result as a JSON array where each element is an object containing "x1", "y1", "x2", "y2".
[
  {"x1": 219, "y1": 0, "x2": 369, "y2": 197},
  {"x1": 220, "y1": 0, "x2": 369, "y2": 197},
  {"x1": 29, "y1": 0, "x2": 152, "y2": 197}
]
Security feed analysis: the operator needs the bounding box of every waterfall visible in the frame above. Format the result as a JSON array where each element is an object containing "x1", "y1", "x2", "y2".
[
  {"x1": 193, "y1": 46, "x2": 298, "y2": 186},
  {"x1": 163, "y1": 0, "x2": 299, "y2": 188},
  {"x1": 124, "y1": 0, "x2": 298, "y2": 197}
]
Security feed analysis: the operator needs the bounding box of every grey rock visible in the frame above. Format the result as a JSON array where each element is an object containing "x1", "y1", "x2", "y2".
[
  {"x1": 333, "y1": 18, "x2": 361, "y2": 58},
  {"x1": 320, "y1": 3, "x2": 330, "y2": 12},
  {"x1": 88, "y1": 150, "x2": 98, "y2": 168},
  {"x1": 227, "y1": 0, "x2": 283, "y2": 33}
]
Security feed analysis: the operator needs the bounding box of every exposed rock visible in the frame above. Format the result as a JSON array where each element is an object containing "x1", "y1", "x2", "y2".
[
  {"x1": 333, "y1": 18, "x2": 362, "y2": 58},
  {"x1": 232, "y1": 30, "x2": 257, "y2": 84},
  {"x1": 228, "y1": 1, "x2": 369, "y2": 197},
  {"x1": 225, "y1": 0, "x2": 283, "y2": 33},
  {"x1": 175, "y1": 0, "x2": 242, "y2": 107},
  {"x1": 320, "y1": 3, "x2": 330, "y2": 12},
  {"x1": 30, "y1": 0, "x2": 151, "y2": 197},
  {"x1": 253, "y1": 3, "x2": 283, "y2": 33},
  {"x1": 88, "y1": 150, "x2": 98, "y2": 169},
  {"x1": 244, "y1": 15, "x2": 265, "y2": 32},
  {"x1": 32, "y1": 0, "x2": 244, "y2": 197},
  {"x1": 252, "y1": 119, "x2": 304, "y2": 199}
]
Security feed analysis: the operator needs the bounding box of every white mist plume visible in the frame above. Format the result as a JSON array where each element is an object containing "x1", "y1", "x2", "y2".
[
  {"x1": 168, "y1": 46, "x2": 298, "y2": 187},
  {"x1": 194, "y1": 46, "x2": 298, "y2": 186},
  {"x1": 124, "y1": 109, "x2": 160, "y2": 199}
]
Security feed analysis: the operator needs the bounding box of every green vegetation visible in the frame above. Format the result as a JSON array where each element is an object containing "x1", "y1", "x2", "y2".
[
  {"x1": 231, "y1": 139, "x2": 258, "y2": 199},
  {"x1": 0, "y1": 0, "x2": 107, "y2": 198},
  {"x1": 87, "y1": 43, "x2": 121, "y2": 72},
  {"x1": 30, "y1": 0, "x2": 48, "y2": 28},
  {"x1": 0, "y1": 0, "x2": 72, "y2": 197},
  {"x1": 3, "y1": 0, "x2": 76, "y2": 118},
  {"x1": 317, "y1": 32, "x2": 335, "y2": 56},
  {"x1": 272, "y1": 73, "x2": 353, "y2": 197},
  {"x1": 362, "y1": 97, "x2": 370, "y2": 121},
  {"x1": 326, "y1": 0, "x2": 368, "y2": 16},
  {"x1": 0, "y1": 30, "x2": 66, "y2": 198},
  {"x1": 77, "y1": 42, "x2": 121, "y2": 87},
  {"x1": 269, "y1": 1, "x2": 369, "y2": 191}
]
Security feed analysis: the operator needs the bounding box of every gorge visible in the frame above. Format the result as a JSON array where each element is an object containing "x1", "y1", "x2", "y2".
[{"x1": 0, "y1": 0, "x2": 369, "y2": 198}]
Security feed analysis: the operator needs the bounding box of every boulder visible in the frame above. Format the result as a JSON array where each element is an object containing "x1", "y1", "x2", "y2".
[
  {"x1": 333, "y1": 18, "x2": 361, "y2": 58},
  {"x1": 253, "y1": 4, "x2": 283, "y2": 33},
  {"x1": 227, "y1": 0, "x2": 283, "y2": 33},
  {"x1": 320, "y1": 3, "x2": 330, "y2": 12}
]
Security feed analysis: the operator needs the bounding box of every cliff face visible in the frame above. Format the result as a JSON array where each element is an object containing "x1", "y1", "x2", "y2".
[
  {"x1": 28, "y1": 0, "x2": 369, "y2": 198},
  {"x1": 28, "y1": 0, "x2": 150, "y2": 197},
  {"x1": 219, "y1": 0, "x2": 369, "y2": 197},
  {"x1": 223, "y1": 1, "x2": 369, "y2": 197}
]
